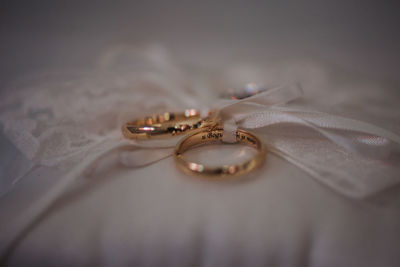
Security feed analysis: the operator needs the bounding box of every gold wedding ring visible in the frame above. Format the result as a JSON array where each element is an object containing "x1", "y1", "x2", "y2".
[
  {"x1": 174, "y1": 126, "x2": 266, "y2": 177},
  {"x1": 122, "y1": 109, "x2": 219, "y2": 139}
]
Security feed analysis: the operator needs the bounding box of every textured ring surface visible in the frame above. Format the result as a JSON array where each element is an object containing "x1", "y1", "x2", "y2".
[{"x1": 122, "y1": 109, "x2": 218, "y2": 140}]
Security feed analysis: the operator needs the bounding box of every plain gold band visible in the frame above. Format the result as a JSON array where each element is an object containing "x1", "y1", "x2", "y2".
[
  {"x1": 122, "y1": 109, "x2": 217, "y2": 140},
  {"x1": 174, "y1": 127, "x2": 266, "y2": 177}
]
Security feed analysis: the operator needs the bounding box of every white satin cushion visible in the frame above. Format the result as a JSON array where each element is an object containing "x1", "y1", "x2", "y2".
[
  {"x1": 1, "y1": 144, "x2": 400, "y2": 267},
  {"x1": 1, "y1": 48, "x2": 400, "y2": 266}
]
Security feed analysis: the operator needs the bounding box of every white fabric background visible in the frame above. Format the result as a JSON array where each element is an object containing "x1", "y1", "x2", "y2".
[{"x1": 0, "y1": 47, "x2": 399, "y2": 267}]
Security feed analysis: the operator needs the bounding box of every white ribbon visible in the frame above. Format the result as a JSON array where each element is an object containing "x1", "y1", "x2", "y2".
[
  {"x1": 217, "y1": 84, "x2": 400, "y2": 157},
  {"x1": 116, "y1": 83, "x2": 400, "y2": 198},
  {"x1": 13, "y1": 82, "x2": 394, "y2": 199}
]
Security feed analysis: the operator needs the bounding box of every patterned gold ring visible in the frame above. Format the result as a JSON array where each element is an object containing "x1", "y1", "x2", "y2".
[{"x1": 122, "y1": 109, "x2": 219, "y2": 140}]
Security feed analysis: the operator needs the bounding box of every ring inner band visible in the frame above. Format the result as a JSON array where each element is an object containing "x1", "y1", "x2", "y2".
[{"x1": 174, "y1": 127, "x2": 266, "y2": 177}]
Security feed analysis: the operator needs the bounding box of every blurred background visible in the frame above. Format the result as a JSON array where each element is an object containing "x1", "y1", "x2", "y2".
[{"x1": 1, "y1": 0, "x2": 400, "y2": 90}]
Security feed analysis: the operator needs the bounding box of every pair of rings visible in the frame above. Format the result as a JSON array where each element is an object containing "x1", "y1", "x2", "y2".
[{"x1": 122, "y1": 109, "x2": 266, "y2": 177}]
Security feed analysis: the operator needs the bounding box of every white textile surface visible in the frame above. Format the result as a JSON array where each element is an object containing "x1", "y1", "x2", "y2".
[{"x1": 0, "y1": 46, "x2": 400, "y2": 267}]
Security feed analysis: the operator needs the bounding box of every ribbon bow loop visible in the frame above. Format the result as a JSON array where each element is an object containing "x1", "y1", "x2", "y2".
[
  {"x1": 215, "y1": 84, "x2": 400, "y2": 161},
  {"x1": 217, "y1": 83, "x2": 304, "y2": 143}
]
